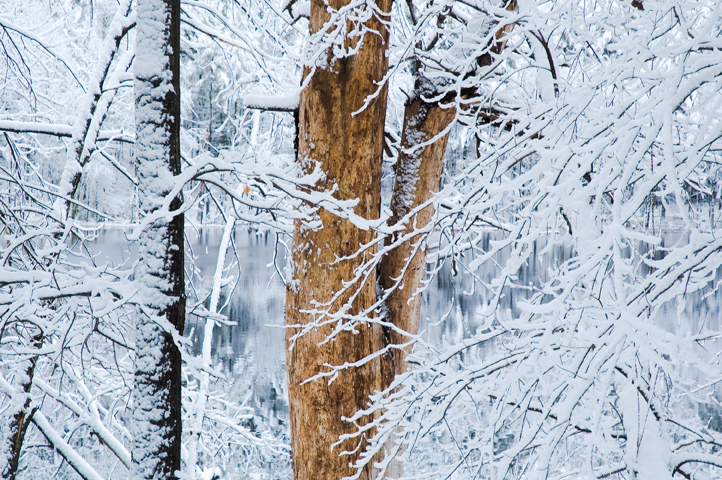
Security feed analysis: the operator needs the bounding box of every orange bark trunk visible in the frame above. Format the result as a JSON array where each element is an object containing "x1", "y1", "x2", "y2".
[
  {"x1": 380, "y1": 98, "x2": 455, "y2": 383},
  {"x1": 285, "y1": 0, "x2": 392, "y2": 478},
  {"x1": 377, "y1": 96, "x2": 454, "y2": 479}
]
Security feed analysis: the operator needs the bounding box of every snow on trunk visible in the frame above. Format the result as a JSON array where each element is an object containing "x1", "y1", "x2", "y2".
[
  {"x1": 0, "y1": 341, "x2": 39, "y2": 480},
  {"x1": 132, "y1": 1, "x2": 185, "y2": 479}
]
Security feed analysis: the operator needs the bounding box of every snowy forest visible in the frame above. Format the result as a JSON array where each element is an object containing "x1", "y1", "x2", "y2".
[{"x1": 1, "y1": 0, "x2": 722, "y2": 479}]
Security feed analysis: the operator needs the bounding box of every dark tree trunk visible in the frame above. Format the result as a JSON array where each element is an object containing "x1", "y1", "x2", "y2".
[
  {"x1": 0, "y1": 329, "x2": 42, "y2": 480},
  {"x1": 132, "y1": 1, "x2": 185, "y2": 479}
]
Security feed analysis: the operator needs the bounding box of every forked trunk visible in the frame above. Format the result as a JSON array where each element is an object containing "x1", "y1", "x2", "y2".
[{"x1": 287, "y1": 0, "x2": 517, "y2": 477}]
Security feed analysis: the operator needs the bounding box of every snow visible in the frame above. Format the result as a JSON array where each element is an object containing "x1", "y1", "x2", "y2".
[
  {"x1": 0, "y1": 120, "x2": 131, "y2": 142},
  {"x1": 291, "y1": 1, "x2": 310, "y2": 19},
  {"x1": 133, "y1": 1, "x2": 185, "y2": 479},
  {"x1": 244, "y1": 93, "x2": 300, "y2": 111},
  {"x1": 3, "y1": 0, "x2": 722, "y2": 479},
  {"x1": 618, "y1": 382, "x2": 672, "y2": 480},
  {"x1": 33, "y1": 411, "x2": 105, "y2": 480}
]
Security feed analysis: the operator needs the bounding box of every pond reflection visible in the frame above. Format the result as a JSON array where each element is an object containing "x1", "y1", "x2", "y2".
[
  {"x1": 90, "y1": 226, "x2": 722, "y2": 436},
  {"x1": 184, "y1": 228, "x2": 289, "y2": 434}
]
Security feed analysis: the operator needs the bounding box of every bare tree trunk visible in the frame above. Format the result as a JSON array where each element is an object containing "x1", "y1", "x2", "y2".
[
  {"x1": 378, "y1": 88, "x2": 455, "y2": 479},
  {"x1": 285, "y1": 0, "x2": 392, "y2": 477},
  {"x1": 380, "y1": 92, "x2": 455, "y2": 385},
  {"x1": 376, "y1": 3, "x2": 518, "y2": 475},
  {"x1": 0, "y1": 329, "x2": 42, "y2": 480},
  {"x1": 286, "y1": 0, "x2": 519, "y2": 476},
  {"x1": 132, "y1": 1, "x2": 185, "y2": 479}
]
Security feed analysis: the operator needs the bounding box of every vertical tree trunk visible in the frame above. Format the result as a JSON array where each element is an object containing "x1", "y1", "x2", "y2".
[
  {"x1": 380, "y1": 92, "x2": 455, "y2": 386},
  {"x1": 0, "y1": 329, "x2": 42, "y2": 480},
  {"x1": 133, "y1": 1, "x2": 185, "y2": 479},
  {"x1": 377, "y1": 3, "x2": 517, "y2": 475},
  {"x1": 285, "y1": 0, "x2": 392, "y2": 478},
  {"x1": 377, "y1": 88, "x2": 455, "y2": 479},
  {"x1": 287, "y1": 0, "x2": 518, "y2": 477}
]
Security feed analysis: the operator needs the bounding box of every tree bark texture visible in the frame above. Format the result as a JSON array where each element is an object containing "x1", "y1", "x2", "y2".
[
  {"x1": 287, "y1": 0, "x2": 518, "y2": 477},
  {"x1": 380, "y1": 94, "x2": 455, "y2": 385},
  {"x1": 375, "y1": 1, "x2": 518, "y2": 471},
  {"x1": 285, "y1": 0, "x2": 392, "y2": 478},
  {"x1": 377, "y1": 92, "x2": 455, "y2": 479},
  {"x1": 0, "y1": 329, "x2": 42, "y2": 480},
  {"x1": 133, "y1": 1, "x2": 185, "y2": 479},
  {"x1": 376, "y1": 3, "x2": 518, "y2": 474}
]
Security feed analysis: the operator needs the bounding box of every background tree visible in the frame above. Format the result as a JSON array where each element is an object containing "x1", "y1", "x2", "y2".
[
  {"x1": 0, "y1": 1, "x2": 298, "y2": 478},
  {"x1": 0, "y1": 2, "x2": 136, "y2": 478}
]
